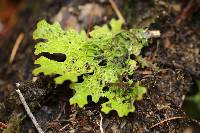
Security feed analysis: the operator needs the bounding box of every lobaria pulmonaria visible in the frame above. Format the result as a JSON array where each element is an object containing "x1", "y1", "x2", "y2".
[{"x1": 32, "y1": 19, "x2": 149, "y2": 117}]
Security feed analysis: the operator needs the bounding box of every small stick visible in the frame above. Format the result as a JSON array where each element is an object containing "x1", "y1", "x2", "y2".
[
  {"x1": 145, "y1": 30, "x2": 161, "y2": 38},
  {"x1": 59, "y1": 124, "x2": 68, "y2": 132},
  {"x1": 15, "y1": 83, "x2": 44, "y2": 133},
  {"x1": 99, "y1": 113, "x2": 104, "y2": 133},
  {"x1": 55, "y1": 102, "x2": 66, "y2": 120},
  {"x1": 150, "y1": 116, "x2": 185, "y2": 129},
  {"x1": 175, "y1": 0, "x2": 196, "y2": 26},
  {"x1": 109, "y1": 0, "x2": 125, "y2": 24},
  {"x1": 9, "y1": 32, "x2": 24, "y2": 64}
]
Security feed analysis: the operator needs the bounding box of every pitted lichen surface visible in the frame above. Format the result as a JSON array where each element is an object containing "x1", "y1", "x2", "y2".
[{"x1": 33, "y1": 19, "x2": 148, "y2": 117}]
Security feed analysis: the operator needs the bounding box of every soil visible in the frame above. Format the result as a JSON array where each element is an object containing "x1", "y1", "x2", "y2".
[{"x1": 0, "y1": 0, "x2": 200, "y2": 133}]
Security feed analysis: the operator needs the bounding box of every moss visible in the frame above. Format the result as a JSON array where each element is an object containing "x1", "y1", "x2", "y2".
[{"x1": 3, "y1": 112, "x2": 22, "y2": 133}]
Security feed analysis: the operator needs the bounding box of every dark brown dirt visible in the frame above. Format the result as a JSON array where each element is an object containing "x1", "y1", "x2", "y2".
[{"x1": 0, "y1": 0, "x2": 200, "y2": 133}]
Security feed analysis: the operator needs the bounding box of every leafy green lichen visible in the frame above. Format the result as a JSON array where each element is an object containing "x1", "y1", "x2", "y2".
[{"x1": 33, "y1": 19, "x2": 148, "y2": 117}]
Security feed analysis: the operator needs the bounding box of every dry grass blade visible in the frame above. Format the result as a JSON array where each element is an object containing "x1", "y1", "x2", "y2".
[
  {"x1": 109, "y1": 0, "x2": 125, "y2": 24},
  {"x1": 9, "y1": 32, "x2": 24, "y2": 64}
]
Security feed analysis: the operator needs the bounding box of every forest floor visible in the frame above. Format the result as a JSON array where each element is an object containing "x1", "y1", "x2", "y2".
[{"x1": 0, "y1": 0, "x2": 200, "y2": 132}]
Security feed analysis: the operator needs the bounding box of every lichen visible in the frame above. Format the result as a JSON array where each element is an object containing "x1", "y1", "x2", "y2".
[{"x1": 33, "y1": 19, "x2": 148, "y2": 117}]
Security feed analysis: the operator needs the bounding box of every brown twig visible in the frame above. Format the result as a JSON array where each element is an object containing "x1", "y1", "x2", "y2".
[
  {"x1": 109, "y1": 0, "x2": 125, "y2": 24},
  {"x1": 175, "y1": 0, "x2": 199, "y2": 26},
  {"x1": 9, "y1": 32, "x2": 24, "y2": 64},
  {"x1": 150, "y1": 116, "x2": 185, "y2": 129}
]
